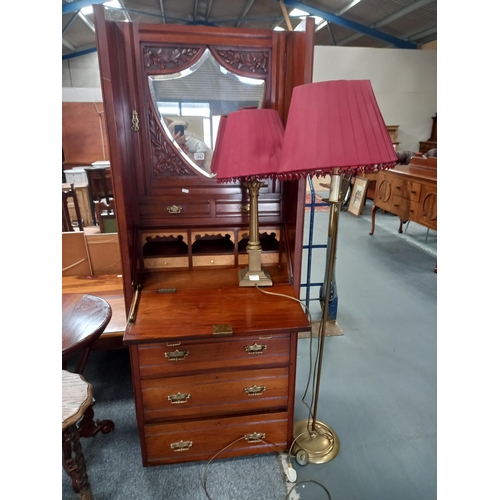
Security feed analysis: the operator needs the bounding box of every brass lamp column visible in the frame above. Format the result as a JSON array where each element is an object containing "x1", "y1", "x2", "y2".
[
  {"x1": 239, "y1": 180, "x2": 273, "y2": 287},
  {"x1": 292, "y1": 174, "x2": 342, "y2": 463},
  {"x1": 210, "y1": 108, "x2": 286, "y2": 288}
]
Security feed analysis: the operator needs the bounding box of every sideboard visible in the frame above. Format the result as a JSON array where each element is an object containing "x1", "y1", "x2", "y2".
[{"x1": 369, "y1": 157, "x2": 437, "y2": 235}]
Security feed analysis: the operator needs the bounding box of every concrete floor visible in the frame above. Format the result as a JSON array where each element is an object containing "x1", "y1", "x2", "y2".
[{"x1": 291, "y1": 196, "x2": 437, "y2": 499}]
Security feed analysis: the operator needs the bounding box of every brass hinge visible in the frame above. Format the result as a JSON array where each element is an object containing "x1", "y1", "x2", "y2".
[{"x1": 213, "y1": 324, "x2": 233, "y2": 337}]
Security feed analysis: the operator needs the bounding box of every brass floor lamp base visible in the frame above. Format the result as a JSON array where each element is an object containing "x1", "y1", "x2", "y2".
[{"x1": 292, "y1": 419, "x2": 340, "y2": 464}]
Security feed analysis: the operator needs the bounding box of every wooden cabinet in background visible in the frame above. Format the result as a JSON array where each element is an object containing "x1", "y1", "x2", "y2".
[{"x1": 370, "y1": 157, "x2": 437, "y2": 235}]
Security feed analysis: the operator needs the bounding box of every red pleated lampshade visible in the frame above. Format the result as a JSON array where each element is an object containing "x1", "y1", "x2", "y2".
[
  {"x1": 279, "y1": 80, "x2": 397, "y2": 178},
  {"x1": 211, "y1": 108, "x2": 285, "y2": 183}
]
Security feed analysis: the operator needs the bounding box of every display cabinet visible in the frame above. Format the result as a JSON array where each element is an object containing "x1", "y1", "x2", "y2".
[{"x1": 94, "y1": 6, "x2": 314, "y2": 466}]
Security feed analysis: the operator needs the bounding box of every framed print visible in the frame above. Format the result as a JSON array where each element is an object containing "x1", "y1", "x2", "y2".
[{"x1": 347, "y1": 177, "x2": 369, "y2": 217}]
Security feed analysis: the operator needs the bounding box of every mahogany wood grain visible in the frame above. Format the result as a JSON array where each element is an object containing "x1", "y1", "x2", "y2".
[
  {"x1": 136, "y1": 334, "x2": 291, "y2": 378},
  {"x1": 124, "y1": 284, "x2": 310, "y2": 344},
  {"x1": 141, "y1": 366, "x2": 289, "y2": 422},
  {"x1": 143, "y1": 412, "x2": 289, "y2": 466},
  {"x1": 62, "y1": 293, "x2": 112, "y2": 373}
]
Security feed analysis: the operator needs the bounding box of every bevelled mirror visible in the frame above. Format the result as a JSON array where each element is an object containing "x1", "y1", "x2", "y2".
[{"x1": 148, "y1": 48, "x2": 266, "y2": 178}]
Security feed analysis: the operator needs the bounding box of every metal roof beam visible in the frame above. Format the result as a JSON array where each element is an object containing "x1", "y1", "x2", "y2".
[
  {"x1": 235, "y1": 0, "x2": 255, "y2": 28},
  {"x1": 62, "y1": 37, "x2": 76, "y2": 51},
  {"x1": 62, "y1": 0, "x2": 108, "y2": 15},
  {"x1": 277, "y1": 0, "x2": 416, "y2": 48},
  {"x1": 339, "y1": 0, "x2": 434, "y2": 46}
]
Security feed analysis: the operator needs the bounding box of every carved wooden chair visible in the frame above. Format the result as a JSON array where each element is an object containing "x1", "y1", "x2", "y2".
[
  {"x1": 96, "y1": 199, "x2": 117, "y2": 233},
  {"x1": 62, "y1": 183, "x2": 84, "y2": 232},
  {"x1": 84, "y1": 167, "x2": 113, "y2": 225}
]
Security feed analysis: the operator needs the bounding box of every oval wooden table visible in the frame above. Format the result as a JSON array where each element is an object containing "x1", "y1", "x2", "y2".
[
  {"x1": 62, "y1": 293, "x2": 115, "y2": 438},
  {"x1": 62, "y1": 293, "x2": 112, "y2": 374},
  {"x1": 62, "y1": 370, "x2": 95, "y2": 499}
]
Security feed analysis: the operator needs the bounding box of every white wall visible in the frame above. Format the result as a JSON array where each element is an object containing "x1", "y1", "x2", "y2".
[
  {"x1": 313, "y1": 46, "x2": 437, "y2": 151},
  {"x1": 62, "y1": 46, "x2": 437, "y2": 152}
]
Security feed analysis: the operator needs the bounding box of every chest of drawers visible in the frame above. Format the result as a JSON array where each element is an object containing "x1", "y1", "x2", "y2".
[
  {"x1": 370, "y1": 158, "x2": 437, "y2": 235},
  {"x1": 124, "y1": 282, "x2": 310, "y2": 466}
]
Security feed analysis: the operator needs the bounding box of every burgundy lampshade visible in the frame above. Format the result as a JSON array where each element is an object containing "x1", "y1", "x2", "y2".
[
  {"x1": 279, "y1": 80, "x2": 397, "y2": 178},
  {"x1": 211, "y1": 108, "x2": 285, "y2": 183}
]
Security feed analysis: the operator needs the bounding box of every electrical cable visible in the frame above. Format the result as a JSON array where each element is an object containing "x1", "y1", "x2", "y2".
[
  {"x1": 286, "y1": 480, "x2": 332, "y2": 500},
  {"x1": 254, "y1": 284, "x2": 332, "y2": 439}
]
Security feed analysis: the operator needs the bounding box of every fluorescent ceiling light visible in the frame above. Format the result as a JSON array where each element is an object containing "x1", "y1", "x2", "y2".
[
  {"x1": 289, "y1": 8, "x2": 309, "y2": 17},
  {"x1": 81, "y1": 0, "x2": 122, "y2": 16}
]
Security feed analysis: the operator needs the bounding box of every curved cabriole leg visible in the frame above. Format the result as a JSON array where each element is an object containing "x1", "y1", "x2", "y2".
[
  {"x1": 62, "y1": 424, "x2": 94, "y2": 499},
  {"x1": 78, "y1": 403, "x2": 115, "y2": 438},
  {"x1": 398, "y1": 219, "x2": 407, "y2": 233},
  {"x1": 369, "y1": 205, "x2": 379, "y2": 235}
]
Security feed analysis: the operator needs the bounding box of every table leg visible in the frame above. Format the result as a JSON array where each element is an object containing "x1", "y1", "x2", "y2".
[
  {"x1": 62, "y1": 424, "x2": 94, "y2": 499},
  {"x1": 369, "y1": 204, "x2": 379, "y2": 235},
  {"x1": 78, "y1": 403, "x2": 115, "y2": 438}
]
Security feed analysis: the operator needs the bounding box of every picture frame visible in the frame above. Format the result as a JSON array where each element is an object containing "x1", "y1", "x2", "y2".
[{"x1": 347, "y1": 176, "x2": 369, "y2": 217}]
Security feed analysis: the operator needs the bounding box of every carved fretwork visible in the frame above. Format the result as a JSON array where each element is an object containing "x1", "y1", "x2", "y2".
[
  {"x1": 143, "y1": 46, "x2": 201, "y2": 71},
  {"x1": 149, "y1": 108, "x2": 194, "y2": 177},
  {"x1": 215, "y1": 49, "x2": 269, "y2": 74}
]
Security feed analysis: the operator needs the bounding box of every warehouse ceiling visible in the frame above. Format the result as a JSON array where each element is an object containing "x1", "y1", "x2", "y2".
[{"x1": 62, "y1": 0, "x2": 437, "y2": 60}]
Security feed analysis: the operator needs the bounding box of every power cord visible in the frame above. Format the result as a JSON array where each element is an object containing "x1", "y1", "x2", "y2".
[
  {"x1": 286, "y1": 480, "x2": 332, "y2": 500},
  {"x1": 201, "y1": 435, "x2": 332, "y2": 500}
]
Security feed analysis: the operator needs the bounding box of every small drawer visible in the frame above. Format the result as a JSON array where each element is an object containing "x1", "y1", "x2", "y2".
[
  {"x1": 192, "y1": 254, "x2": 235, "y2": 267},
  {"x1": 144, "y1": 256, "x2": 189, "y2": 269},
  {"x1": 238, "y1": 252, "x2": 279, "y2": 265},
  {"x1": 139, "y1": 200, "x2": 211, "y2": 219},
  {"x1": 144, "y1": 411, "x2": 289, "y2": 465},
  {"x1": 137, "y1": 335, "x2": 291, "y2": 378},
  {"x1": 141, "y1": 366, "x2": 289, "y2": 422}
]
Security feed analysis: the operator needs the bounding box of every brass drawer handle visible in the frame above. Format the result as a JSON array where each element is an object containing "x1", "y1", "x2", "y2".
[
  {"x1": 244, "y1": 385, "x2": 266, "y2": 396},
  {"x1": 164, "y1": 349, "x2": 189, "y2": 361},
  {"x1": 166, "y1": 205, "x2": 183, "y2": 214},
  {"x1": 244, "y1": 432, "x2": 265, "y2": 443},
  {"x1": 166, "y1": 341, "x2": 181, "y2": 347},
  {"x1": 240, "y1": 204, "x2": 250, "y2": 212},
  {"x1": 167, "y1": 392, "x2": 191, "y2": 404},
  {"x1": 170, "y1": 440, "x2": 193, "y2": 452},
  {"x1": 244, "y1": 343, "x2": 267, "y2": 355}
]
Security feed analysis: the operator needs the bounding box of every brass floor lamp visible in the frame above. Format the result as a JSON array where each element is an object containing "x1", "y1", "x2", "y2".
[{"x1": 278, "y1": 80, "x2": 398, "y2": 464}]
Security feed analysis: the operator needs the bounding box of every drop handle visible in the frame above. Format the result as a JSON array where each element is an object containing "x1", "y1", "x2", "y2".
[
  {"x1": 167, "y1": 392, "x2": 191, "y2": 404},
  {"x1": 164, "y1": 349, "x2": 189, "y2": 361},
  {"x1": 244, "y1": 343, "x2": 267, "y2": 355}
]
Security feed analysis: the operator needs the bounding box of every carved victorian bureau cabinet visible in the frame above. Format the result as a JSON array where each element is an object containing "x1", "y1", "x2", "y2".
[{"x1": 94, "y1": 5, "x2": 314, "y2": 466}]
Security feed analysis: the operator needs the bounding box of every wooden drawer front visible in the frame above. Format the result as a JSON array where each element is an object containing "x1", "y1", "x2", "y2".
[
  {"x1": 391, "y1": 195, "x2": 410, "y2": 219},
  {"x1": 417, "y1": 190, "x2": 437, "y2": 229},
  {"x1": 192, "y1": 254, "x2": 235, "y2": 267},
  {"x1": 144, "y1": 256, "x2": 189, "y2": 269},
  {"x1": 141, "y1": 367, "x2": 289, "y2": 422},
  {"x1": 375, "y1": 178, "x2": 392, "y2": 211},
  {"x1": 138, "y1": 335, "x2": 290, "y2": 378},
  {"x1": 139, "y1": 200, "x2": 211, "y2": 219},
  {"x1": 216, "y1": 200, "x2": 281, "y2": 218},
  {"x1": 144, "y1": 412, "x2": 289, "y2": 465},
  {"x1": 393, "y1": 179, "x2": 421, "y2": 201}
]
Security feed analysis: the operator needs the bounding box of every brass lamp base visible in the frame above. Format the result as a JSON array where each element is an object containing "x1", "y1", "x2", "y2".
[
  {"x1": 238, "y1": 267, "x2": 273, "y2": 287},
  {"x1": 292, "y1": 419, "x2": 340, "y2": 464}
]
